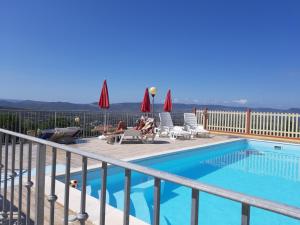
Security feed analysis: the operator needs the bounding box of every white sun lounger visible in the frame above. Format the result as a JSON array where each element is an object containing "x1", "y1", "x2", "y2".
[
  {"x1": 184, "y1": 113, "x2": 210, "y2": 137},
  {"x1": 158, "y1": 112, "x2": 191, "y2": 140},
  {"x1": 119, "y1": 128, "x2": 141, "y2": 144},
  {"x1": 119, "y1": 128, "x2": 155, "y2": 144}
]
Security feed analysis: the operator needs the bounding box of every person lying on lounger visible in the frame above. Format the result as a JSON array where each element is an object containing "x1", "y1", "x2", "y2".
[
  {"x1": 141, "y1": 118, "x2": 155, "y2": 135},
  {"x1": 115, "y1": 120, "x2": 127, "y2": 134},
  {"x1": 105, "y1": 121, "x2": 127, "y2": 144},
  {"x1": 134, "y1": 117, "x2": 146, "y2": 130}
]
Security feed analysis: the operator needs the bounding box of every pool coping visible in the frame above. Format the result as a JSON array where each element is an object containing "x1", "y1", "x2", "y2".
[
  {"x1": 247, "y1": 138, "x2": 300, "y2": 147},
  {"x1": 51, "y1": 137, "x2": 247, "y2": 225},
  {"x1": 57, "y1": 137, "x2": 245, "y2": 176}
]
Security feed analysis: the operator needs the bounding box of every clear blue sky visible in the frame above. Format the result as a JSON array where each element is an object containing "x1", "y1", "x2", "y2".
[{"x1": 0, "y1": 0, "x2": 299, "y2": 109}]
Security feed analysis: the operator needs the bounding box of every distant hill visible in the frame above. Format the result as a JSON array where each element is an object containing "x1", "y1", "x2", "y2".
[
  {"x1": 0, "y1": 99, "x2": 97, "y2": 111},
  {"x1": 0, "y1": 100, "x2": 24, "y2": 110},
  {"x1": 289, "y1": 108, "x2": 300, "y2": 113},
  {"x1": 0, "y1": 106, "x2": 21, "y2": 110},
  {"x1": 0, "y1": 99, "x2": 299, "y2": 113}
]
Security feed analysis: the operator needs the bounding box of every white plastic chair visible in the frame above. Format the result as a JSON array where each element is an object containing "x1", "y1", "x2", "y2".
[
  {"x1": 158, "y1": 112, "x2": 191, "y2": 139},
  {"x1": 184, "y1": 113, "x2": 209, "y2": 137}
]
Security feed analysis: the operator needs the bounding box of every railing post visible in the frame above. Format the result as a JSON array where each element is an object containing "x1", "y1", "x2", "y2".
[
  {"x1": 0, "y1": 133, "x2": 3, "y2": 198},
  {"x1": 64, "y1": 152, "x2": 71, "y2": 225},
  {"x1": 203, "y1": 108, "x2": 208, "y2": 130},
  {"x1": 99, "y1": 162, "x2": 107, "y2": 225},
  {"x1": 241, "y1": 203, "x2": 250, "y2": 225},
  {"x1": 35, "y1": 143, "x2": 46, "y2": 225},
  {"x1": 17, "y1": 139, "x2": 24, "y2": 224},
  {"x1": 123, "y1": 169, "x2": 131, "y2": 225},
  {"x1": 126, "y1": 113, "x2": 129, "y2": 128},
  {"x1": 77, "y1": 156, "x2": 89, "y2": 225},
  {"x1": 0, "y1": 134, "x2": 9, "y2": 223},
  {"x1": 25, "y1": 142, "x2": 33, "y2": 225},
  {"x1": 19, "y1": 112, "x2": 22, "y2": 133},
  {"x1": 191, "y1": 189, "x2": 199, "y2": 225},
  {"x1": 192, "y1": 107, "x2": 197, "y2": 116},
  {"x1": 48, "y1": 147, "x2": 58, "y2": 225},
  {"x1": 153, "y1": 178, "x2": 161, "y2": 225},
  {"x1": 9, "y1": 137, "x2": 16, "y2": 225},
  {"x1": 83, "y1": 112, "x2": 86, "y2": 138},
  {"x1": 245, "y1": 109, "x2": 251, "y2": 134},
  {"x1": 54, "y1": 111, "x2": 57, "y2": 128}
]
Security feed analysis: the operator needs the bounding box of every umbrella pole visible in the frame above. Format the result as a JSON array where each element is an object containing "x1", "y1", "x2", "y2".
[
  {"x1": 152, "y1": 95, "x2": 155, "y2": 118},
  {"x1": 104, "y1": 110, "x2": 107, "y2": 134}
]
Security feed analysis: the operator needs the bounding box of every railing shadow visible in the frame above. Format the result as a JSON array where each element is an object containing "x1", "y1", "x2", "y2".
[{"x1": 0, "y1": 196, "x2": 34, "y2": 225}]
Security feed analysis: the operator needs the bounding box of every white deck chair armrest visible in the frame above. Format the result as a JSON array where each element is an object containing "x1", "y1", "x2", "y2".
[{"x1": 184, "y1": 124, "x2": 192, "y2": 131}]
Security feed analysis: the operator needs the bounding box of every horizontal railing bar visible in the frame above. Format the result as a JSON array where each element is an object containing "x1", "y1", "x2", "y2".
[{"x1": 1, "y1": 128, "x2": 300, "y2": 220}]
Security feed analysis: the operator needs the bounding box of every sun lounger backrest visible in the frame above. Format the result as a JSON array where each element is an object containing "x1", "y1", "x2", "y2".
[
  {"x1": 141, "y1": 118, "x2": 155, "y2": 133},
  {"x1": 184, "y1": 113, "x2": 198, "y2": 128},
  {"x1": 159, "y1": 112, "x2": 174, "y2": 128},
  {"x1": 49, "y1": 131, "x2": 65, "y2": 142}
]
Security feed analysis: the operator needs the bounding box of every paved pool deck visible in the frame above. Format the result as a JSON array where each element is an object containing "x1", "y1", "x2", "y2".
[{"x1": 69, "y1": 134, "x2": 236, "y2": 167}]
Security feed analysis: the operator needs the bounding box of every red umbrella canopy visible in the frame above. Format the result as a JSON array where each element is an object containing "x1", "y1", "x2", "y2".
[
  {"x1": 141, "y1": 88, "x2": 151, "y2": 113},
  {"x1": 163, "y1": 89, "x2": 172, "y2": 112},
  {"x1": 98, "y1": 80, "x2": 110, "y2": 109}
]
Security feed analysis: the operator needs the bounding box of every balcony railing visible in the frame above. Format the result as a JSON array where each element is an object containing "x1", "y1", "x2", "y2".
[
  {"x1": 1, "y1": 128, "x2": 300, "y2": 225},
  {"x1": 0, "y1": 110, "x2": 184, "y2": 138},
  {"x1": 2, "y1": 108, "x2": 300, "y2": 140},
  {"x1": 197, "y1": 109, "x2": 300, "y2": 139}
]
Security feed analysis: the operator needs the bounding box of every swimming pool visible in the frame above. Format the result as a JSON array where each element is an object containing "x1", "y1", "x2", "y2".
[{"x1": 63, "y1": 139, "x2": 300, "y2": 225}]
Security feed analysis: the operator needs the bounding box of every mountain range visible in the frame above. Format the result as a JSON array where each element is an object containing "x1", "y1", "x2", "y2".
[{"x1": 0, "y1": 99, "x2": 299, "y2": 113}]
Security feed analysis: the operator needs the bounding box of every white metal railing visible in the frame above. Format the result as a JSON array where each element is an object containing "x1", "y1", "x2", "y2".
[
  {"x1": 1, "y1": 128, "x2": 300, "y2": 225},
  {"x1": 207, "y1": 110, "x2": 246, "y2": 133},
  {"x1": 196, "y1": 109, "x2": 300, "y2": 139},
  {"x1": 0, "y1": 110, "x2": 184, "y2": 138},
  {"x1": 2, "y1": 109, "x2": 300, "y2": 139},
  {"x1": 250, "y1": 112, "x2": 300, "y2": 138}
]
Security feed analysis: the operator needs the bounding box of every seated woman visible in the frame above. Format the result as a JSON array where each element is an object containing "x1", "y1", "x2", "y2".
[
  {"x1": 134, "y1": 117, "x2": 146, "y2": 130},
  {"x1": 115, "y1": 120, "x2": 127, "y2": 134},
  {"x1": 106, "y1": 121, "x2": 127, "y2": 144}
]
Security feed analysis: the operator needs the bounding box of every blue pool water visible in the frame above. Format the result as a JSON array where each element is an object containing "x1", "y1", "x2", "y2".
[{"x1": 62, "y1": 140, "x2": 300, "y2": 225}]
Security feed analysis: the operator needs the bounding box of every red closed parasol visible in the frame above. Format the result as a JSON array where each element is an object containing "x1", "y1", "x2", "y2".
[
  {"x1": 163, "y1": 89, "x2": 172, "y2": 112},
  {"x1": 99, "y1": 80, "x2": 110, "y2": 109},
  {"x1": 98, "y1": 80, "x2": 110, "y2": 136},
  {"x1": 141, "y1": 88, "x2": 151, "y2": 113}
]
